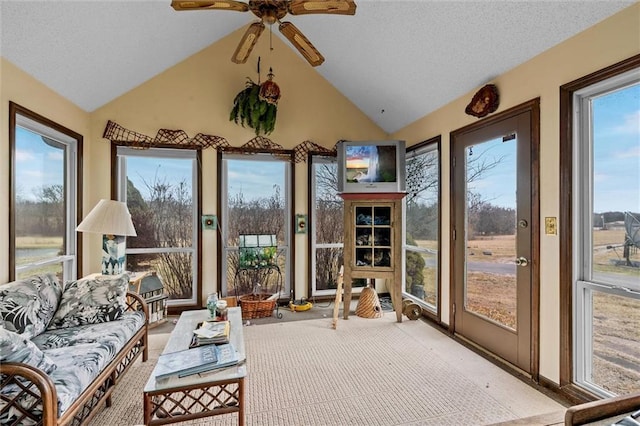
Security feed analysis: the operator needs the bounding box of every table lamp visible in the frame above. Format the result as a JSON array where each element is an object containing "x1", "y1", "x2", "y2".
[{"x1": 77, "y1": 199, "x2": 137, "y2": 275}]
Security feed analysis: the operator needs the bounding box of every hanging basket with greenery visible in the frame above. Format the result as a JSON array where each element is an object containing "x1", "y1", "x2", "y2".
[{"x1": 230, "y1": 69, "x2": 280, "y2": 136}]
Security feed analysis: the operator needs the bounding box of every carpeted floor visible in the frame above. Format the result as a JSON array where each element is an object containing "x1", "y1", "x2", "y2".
[{"x1": 91, "y1": 312, "x2": 565, "y2": 425}]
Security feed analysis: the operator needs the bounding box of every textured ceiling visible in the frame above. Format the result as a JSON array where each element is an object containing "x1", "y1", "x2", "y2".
[{"x1": 0, "y1": 0, "x2": 635, "y2": 133}]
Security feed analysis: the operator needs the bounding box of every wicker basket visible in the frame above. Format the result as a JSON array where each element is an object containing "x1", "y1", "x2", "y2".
[{"x1": 239, "y1": 293, "x2": 276, "y2": 319}]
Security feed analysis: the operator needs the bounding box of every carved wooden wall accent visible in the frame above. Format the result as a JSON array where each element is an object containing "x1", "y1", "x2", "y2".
[{"x1": 103, "y1": 120, "x2": 335, "y2": 163}]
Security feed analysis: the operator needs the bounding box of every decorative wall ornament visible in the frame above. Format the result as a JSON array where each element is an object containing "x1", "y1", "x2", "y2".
[
  {"x1": 465, "y1": 84, "x2": 500, "y2": 118},
  {"x1": 293, "y1": 140, "x2": 336, "y2": 163},
  {"x1": 103, "y1": 120, "x2": 230, "y2": 150},
  {"x1": 103, "y1": 121, "x2": 334, "y2": 163}
]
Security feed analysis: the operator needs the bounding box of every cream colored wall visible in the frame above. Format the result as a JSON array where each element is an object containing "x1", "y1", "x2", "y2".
[
  {"x1": 391, "y1": 3, "x2": 640, "y2": 385},
  {"x1": 89, "y1": 27, "x2": 387, "y2": 304},
  {"x1": 0, "y1": 58, "x2": 90, "y2": 282}
]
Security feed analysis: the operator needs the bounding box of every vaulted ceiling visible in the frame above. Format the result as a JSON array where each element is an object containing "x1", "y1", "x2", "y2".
[{"x1": 1, "y1": 0, "x2": 635, "y2": 133}]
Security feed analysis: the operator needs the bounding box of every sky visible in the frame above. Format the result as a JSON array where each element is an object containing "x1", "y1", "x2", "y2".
[{"x1": 14, "y1": 83, "x2": 639, "y2": 213}]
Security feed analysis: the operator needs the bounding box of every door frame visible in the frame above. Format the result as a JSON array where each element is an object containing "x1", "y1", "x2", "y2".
[{"x1": 449, "y1": 98, "x2": 540, "y2": 379}]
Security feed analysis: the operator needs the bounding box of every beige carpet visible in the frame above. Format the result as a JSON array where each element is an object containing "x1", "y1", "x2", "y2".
[{"x1": 91, "y1": 313, "x2": 565, "y2": 425}]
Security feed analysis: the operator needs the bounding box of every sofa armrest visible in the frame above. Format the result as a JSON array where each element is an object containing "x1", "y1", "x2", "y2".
[
  {"x1": 1, "y1": 362, "x2": 58, "y2": 426},
  {"x1": 565, "y1": 391, "x2": 640, "y2": 425},
  {"x1": 126, "y1": 291, "x2": 149, "y2": 323}
]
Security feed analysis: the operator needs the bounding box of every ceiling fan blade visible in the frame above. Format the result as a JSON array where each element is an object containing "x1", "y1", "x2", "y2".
[
  {"x1": 279, "y1": 22, "x2": 324, "y2": 67},
  {"x1": 231, "y1": 22, "x2": 265, "y2": 64},
  {"x1": 288, "y1": 0, "x2": 356, "y2": 15},
  {"x1": 171, "y1": 0, "x2": 249, "y2": 12}
]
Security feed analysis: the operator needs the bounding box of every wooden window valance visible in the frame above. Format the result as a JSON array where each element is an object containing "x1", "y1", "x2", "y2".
[{"x1": 103, "y1": 120, "x2": 335, "y2": 163}]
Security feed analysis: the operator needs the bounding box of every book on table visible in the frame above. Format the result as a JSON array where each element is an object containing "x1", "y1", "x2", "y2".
[
  {"x1": 190, "y1": 320, "x2": 230, "y2": 347},
  {"x1": 155, "y1": 343, "x2": 239, "y2": 380}
]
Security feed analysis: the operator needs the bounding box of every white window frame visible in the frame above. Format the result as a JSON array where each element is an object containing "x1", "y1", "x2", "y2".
[
  {"x1": 220, "y1": 153, "x2": 292, "y2": 297},
  {"x1": 572, "y1": 68, "x2": 640, "y2": 397},
  {"x1": 402, "y1": 141, "x2": 440, "y2": 313},
  {"x1": 116, "y1": 147, "x2": 199, "y2": 307},
  {"x1": 13, "y1": 113, "x2": 78, "y2": 282},
  {"x1": 310, "y1": 155, "x2": 346, "y2": 297}
]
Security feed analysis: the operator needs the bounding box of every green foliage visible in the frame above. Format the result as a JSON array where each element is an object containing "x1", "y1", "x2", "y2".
[{"x1": 230, "y1": 78, "x2": 278, "y2": 135}]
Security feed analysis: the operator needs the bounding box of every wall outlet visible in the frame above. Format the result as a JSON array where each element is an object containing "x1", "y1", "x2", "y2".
[{"x1": 545, "y1": 217, "x2": 557, "y2": 235}]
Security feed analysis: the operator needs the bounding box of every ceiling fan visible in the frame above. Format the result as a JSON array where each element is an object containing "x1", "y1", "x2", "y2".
[{"x1": 171, "y1": 0, "x2": 356, "y2": 66}]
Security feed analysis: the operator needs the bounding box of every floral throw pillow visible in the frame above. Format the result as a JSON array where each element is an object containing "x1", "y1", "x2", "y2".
[
  {"x1": 0, "y1": 328, "x2": 57, "y2": 374},
  {"x1": 0, "y1": 273, "x2": 62, "y2": 338},
  {"x1": 48, "y1": 274, "x2": 129, "y2": 330}
]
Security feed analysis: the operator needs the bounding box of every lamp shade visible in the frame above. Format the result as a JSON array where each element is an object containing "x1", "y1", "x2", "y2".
[{"x1": 77, "y1": 199, "x2": 137, "y2": 236}]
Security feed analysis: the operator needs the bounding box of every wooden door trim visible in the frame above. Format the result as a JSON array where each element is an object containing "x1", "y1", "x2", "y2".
[{"x1": 449, "y1": 98, "x2": 540, "y2": 379}]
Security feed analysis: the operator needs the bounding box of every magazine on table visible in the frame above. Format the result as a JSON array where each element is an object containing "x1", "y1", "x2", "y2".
[
  {"x1": 154, "y1": 343, "x2": 239, "y2": 381},
  {"x1": 190, "y1": 320, "x2": 230, "y2": 347}
]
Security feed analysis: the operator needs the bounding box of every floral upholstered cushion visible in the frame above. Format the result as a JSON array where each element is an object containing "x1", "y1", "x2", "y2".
[
  {"x1": 0, "y1": 274, "x2": 62, "y2": 338},
  {"x1": 0, "y1": 328, "x2": 56, "y2": 374},
  {"x1": 48, "y1": 274, "x2": 129, "y2": 330}
]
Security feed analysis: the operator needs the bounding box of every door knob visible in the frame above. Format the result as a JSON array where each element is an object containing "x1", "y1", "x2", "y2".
[{"x1": 515, "y1": 257, "x2": 529, "y2": 267}]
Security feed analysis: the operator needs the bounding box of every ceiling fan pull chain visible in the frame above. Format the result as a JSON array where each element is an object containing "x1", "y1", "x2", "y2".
[{"x1": 270, "y1": 24, "x2": 274, "y2": 52}]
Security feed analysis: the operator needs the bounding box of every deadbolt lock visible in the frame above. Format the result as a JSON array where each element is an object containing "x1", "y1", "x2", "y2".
[
  {"x1": 518, "y1": 219, "x2": 528, "y2": 228},
  {"x1": 515, "y1": 257, "x2": 529, "y2": 267}
]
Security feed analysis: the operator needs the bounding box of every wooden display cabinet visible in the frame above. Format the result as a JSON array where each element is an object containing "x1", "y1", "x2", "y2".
[{"x1": 341, "y1": 193, "x2": 404, "y2": 322}]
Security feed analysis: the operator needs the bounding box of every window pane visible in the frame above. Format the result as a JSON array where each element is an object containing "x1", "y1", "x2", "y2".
[
  {"x1": 591, "y1": 83, "x2": 640, "y2": 287},
  {"x1": 591, "y1": 290, "x2": 640, "y2": 395},
  {"x1": 17, "y1": 262, "x2": 63, "y2": 282},
  {"x1": 119, "y1": 149, "x2": 197, "y2": 304},
  {"x1": 223, "y1": 157, "x2": 290, "y2": 297},
  {"x1": 127, "y1": 252, "x2": 193, "y2": 300},
  {"x1": 405, "y1": 145, "x2": 439, "y2": 310},
  {"x1": 125, "y1": 156, "x2": 194, "y2": 249},
  {"x1": 14, "y1": 125, "x2": 68, "y2": 279},
  {"x1": 315, "y1": 247, "x2": 343, "y2": 291},
  {"x1": 314, "y1": 162, "x2": 344, "y2": 244}
]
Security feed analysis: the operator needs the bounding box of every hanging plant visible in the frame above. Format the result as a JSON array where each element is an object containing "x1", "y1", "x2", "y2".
[{"x1": 229, "y1": 68, "x2": 280, "y2": 136}]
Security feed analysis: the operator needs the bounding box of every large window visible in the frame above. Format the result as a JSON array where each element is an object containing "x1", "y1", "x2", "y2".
[
  {"x1": 403, "y1": 138, "x2": 440, "y2": 314},
  {"x1": 572, "y1": 69, "x2": 640, "y2": 396},
  {"x1": 10, "y1": 102, "x2": 81, "y2": 282},
  {"x1": 116, "y1": 147, "x2": 200, "y2": 307},
  {"x1": 310, "y1": 155, "x2": 344, "y2": 296},
  {"x1": 220, "y1": 153, "x2": 291, "y2": 298}
]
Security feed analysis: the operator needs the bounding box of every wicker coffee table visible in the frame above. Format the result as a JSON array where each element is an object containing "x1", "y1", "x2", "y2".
[{"x1": 143, "y1": 307, "x2": 246, "y2": 425}]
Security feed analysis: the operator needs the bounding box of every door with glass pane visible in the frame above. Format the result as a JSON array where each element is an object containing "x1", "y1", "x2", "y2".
[
  {"x1": 221, "y1": 155, "x2": 291, "y2": 298},
  {"x1": 452, "y1": 109, "x2": 534, "y2": 372}
]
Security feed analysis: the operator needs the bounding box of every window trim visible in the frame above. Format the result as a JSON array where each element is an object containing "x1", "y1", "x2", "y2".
[
  {"x1": 559, "y1": 53, "x2": 640, "y2": 400},
  {"x1": 403, "y1": 136, "x2": 442, "y2": 321},
  {"x1": 9, "y1": 102, "x2": 83, "y2": 281}
]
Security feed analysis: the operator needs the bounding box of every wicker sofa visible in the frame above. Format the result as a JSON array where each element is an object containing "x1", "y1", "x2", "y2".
[{"x1": 0, "y1": 273, "x2": 148, "y2": 426}]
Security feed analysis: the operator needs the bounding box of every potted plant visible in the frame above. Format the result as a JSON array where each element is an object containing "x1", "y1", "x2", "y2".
[{"x1": 230, "y1": 68, "x2": 280, "y2": 136}]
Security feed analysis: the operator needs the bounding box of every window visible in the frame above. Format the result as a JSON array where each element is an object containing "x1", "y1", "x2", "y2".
[
  {"x1": 310, "y1": 155, "x2": 344, "y2": 296},
  {"x1": 573, "y1": 69, "x2": 640, "y2": 396},
  {"x1": 10, "y1": 102, "x2": 82, "y2": 282},
  {"x1": 403, "y1": 138, "x2": 440, "y2": 314},
  {"x1": 116, "y1": 147, "x2": 200, "y2": 307},
  {"x1": 220, "y1": 154, "x2": 292, "y2": 298}
]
